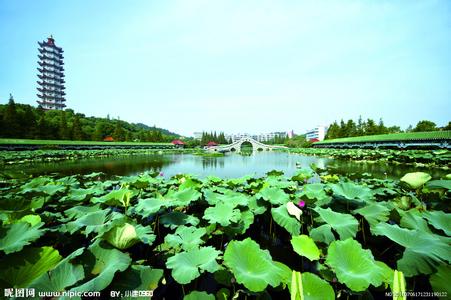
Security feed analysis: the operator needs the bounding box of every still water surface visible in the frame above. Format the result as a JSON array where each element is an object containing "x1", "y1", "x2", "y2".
[{"x1": 4, "y1": 152, "x2": 447, "y2": 179}]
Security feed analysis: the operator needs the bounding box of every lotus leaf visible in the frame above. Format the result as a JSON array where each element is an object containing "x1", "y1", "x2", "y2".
[
  {"x1": 300, "y1": 183, "x2": 331, "y2": 206},
  {"x1": 134, "y1": 198, "x2": 166, "y2": 216},
  {"x1": 257, "y1": 187, "x2": 290, "y2": 205},
  {"x1": 30, "y1": 248, "x2": 85, "y2": 292},
  {"x1": 326, "y1": 238, "x2": 388, "y2": 292},
  {"x1": 103, "y1": 222, "x2": 155, "y2": 249},
  {"x1": 290, "y1": 271, "x2": 335, "y2": 300},
  {"x1": 114, "y1": 265, "x2": 164, "y2": 295},
  {"x1": 203, "y1": 202, "x2": 241, "y2": 226},
  {"x1": 310, "y1": 224, "x2": 335, "y2": 245},
  {"x1": 0, "y1": 246, "x2": 62, "y2": 287},
  {"x1": 425, "y1": 180, "x2": 451, "y2": 190},
  {"x1": 203, "y1": 189, "x2": 249, "y2": 207},
  {"x1": 372, "y1": 223, "x2": 451, "y2": 276},
  {"x1": 184, "y1": 291, "x2": 215, "y2": 300},
  {"x1": 422, "y1": 211, "x2": 451, "y2": 236},
  {"x1": 330, "y1": 182, "x2": 374, "y2": 203},
  {"x1": 166, "y1": 246, "x2": 221, "y2": 284},
  {"x1": 223, "y1": 238, "x2": 285, "y2": 292},
  {"x1": 164, "y1": 187, "x2": 201, "y2": 206},
  {"x1": 271, "y1": 205, "x2": 301, "y2": 235},
  {"x1": 291, "y1": 235, "x2": 320, "y2": 261},
  {"x1": 0, "y1": 221, "x2": 44, "y2": 254},
  {"x1": 160, "y1": 212, "x2": 200, "y2": 229},
  {"x1": 429, "y1": 265, "x2": 451, "y2": 296},
  {"x1": 92, "y1": 188, "x2": 133, "y2": 207},
  {"x1": 165, "y1": 226, "x2": 207, "y2": 250},
  {"x1": 70, "y1": 241, "x2": 131, "y2": 292},
  {"x1": 353, "y1": 202, "x2": 391, "y2": 227},
  {"x1": 400, "y1": 172, "x2": 431, "y2": 189},
  {"x1": 314, "y1": 207, "x2": 358, "y2": 240}
]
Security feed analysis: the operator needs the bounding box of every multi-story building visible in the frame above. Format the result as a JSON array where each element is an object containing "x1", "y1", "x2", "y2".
[
  {"x1": 36, "y1": 35, "x2": 66, "y2": 110},
  {"x1": 305, "y1": 126, "x2": 328, "y2": 141},
  {"x1": 225, "y1": 132, "x2": 287, "y2": 143}
]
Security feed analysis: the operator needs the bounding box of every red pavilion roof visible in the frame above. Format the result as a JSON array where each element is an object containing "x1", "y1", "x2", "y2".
[{"x1": 172, "y1": 139, "x2": 185, "y2": 145}]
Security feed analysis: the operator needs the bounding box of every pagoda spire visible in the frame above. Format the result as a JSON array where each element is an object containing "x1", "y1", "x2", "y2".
[{"x1": 36, "y1": 35, "x2": 66, "y2": 110}]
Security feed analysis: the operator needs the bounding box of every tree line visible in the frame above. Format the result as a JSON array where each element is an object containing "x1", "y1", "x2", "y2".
[
  {"x1": 200, "y1": 132, "x2": 231, "y2": 145},
  {"x1": 0, "y1": 96, "x2": 178, "y2": 142},
  {"x1": 325, "y1": 116, "x2": 450, "y2": 140}
]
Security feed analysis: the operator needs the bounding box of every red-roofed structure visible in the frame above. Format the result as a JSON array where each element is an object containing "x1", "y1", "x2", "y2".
[
  {"x1": 103, "y1": 136, "x2": 114, "y2": 142},
  {"x1": 206, "y1": 141, "x2": 218, "y2": 147},
  {"x1": 172, "y1": 139, "x2": 185, "y2": 148}
]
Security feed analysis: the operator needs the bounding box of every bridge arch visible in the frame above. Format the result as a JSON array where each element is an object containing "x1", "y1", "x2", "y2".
[{"x1": 206, "y1": 137, "x2": 288, "y2": 153}]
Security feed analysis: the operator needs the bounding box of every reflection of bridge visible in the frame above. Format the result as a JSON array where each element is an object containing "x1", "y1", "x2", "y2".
[{"x1": 206, "y1": 137, "x2": 287, "y2": 153}]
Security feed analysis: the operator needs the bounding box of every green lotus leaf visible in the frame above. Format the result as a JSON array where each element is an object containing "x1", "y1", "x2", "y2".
[
  {"x1": 60, "y1": 188, "x2": 98, "y2": 202},
  {"x1": 30, "y1": 248, "x2": 85, "y2": 292},
  {"x1": 330, "y1": 182, "x2": 374, "y2": 203},
  {"x1": 113, "y1": 265, "x2": 164, "y2": 296},
  {"x1": 165, "y1": 226, "x2": 207, "y2": 250},
  {"x1": 300, "y1": 183, "x2": 332, "y2": 206},
  {"x1": 291, "y1": 168, "x2": 314, "y2": 182},
  {"x1": 160, "y1": 212, "x2": 200, "y2": 229},
  {"x1": 203, "y1": 202, "x2": 241, "y2": 226},
  {"x1": 184, "y1": 291, "x2": 215, "y2": 300},
  {"x1": 224, "y1": 210, "x2": 255, "y2": 236},
  {"x1": 223, "y1": 238, "x2": 285, "y2": 292},
  {"x1": 17, "y1": 214, "x2": 42, "y2": 226},
  {"x1": 134, "y1": 198, "x2": 166, "y2": 217},
  {"x1": 372, "y1": 223, "x2": 451, "y2": 276},
  {"x1": 353, "y1": 202, "x2": 391, "y2": 227},
  {"x1": 398, "y1": 209, "x2": 431, "y2": 233},
  {"x1": 166, "y1": 246, "x2": 221, "y2": 284},
  {"x1": 91, "y1": 188, "x2": 133, "y2": 208},
  {"x1": 103, "y1": 222, "x2": 155, "y2": 250},
  {"x1": 164, "y1": 187, "x2": 202, "y2": 206},
  {"x1": 247, "y1": 196, "x2": 267, "y2": 215},
  {"x1": 425, "y1": 180, "x2": 451, "y2": 190},
  {"x1": 63, "y1": 204, "x2": 103, "y2": 220},
  {"x1": 290, "y1": 272, "x2": 335, "y2": 300},
  {"x1": 429, "y1": 265, "x2": 451, "y2": 296},
  {"x1": 400, "y1": 172, "x2": 431, "y2": 189},
  {"x1": 422, "y1": 211, "x2": 451, "y2": 236},
  {"x1": 257, "y1": 187, "x2": 290, "y2": 205},
  {"x1": 0, "y1": 221, "x2": 45, "y2": 254},
  {"x1": 271, "y1": 205, "x2": 301, "y2": 235},
  {"x1": 63, "y1": 209, "x2": 122, "y2": 236},
  {"x1": 310, "y1": 224, "x2": 335, "y2": 245},
  {"x1": 291, "y1": 235, "x2": 320, "y2": 261},
  {"x1": 203, "y1": 189, "x2": 249, "y2": 207},
  {"x1": 0, "y1": 246, "x2": 62, "y2": 287},
  {"x1": 326, "y1": 238, "x2": 388, "y2": 292},
  {"x1": 314, "y1": 207, "x2": 358, "y2": 240},
  {"x1": 70, "y1": 241, "x2": 132, "y2": 292}
]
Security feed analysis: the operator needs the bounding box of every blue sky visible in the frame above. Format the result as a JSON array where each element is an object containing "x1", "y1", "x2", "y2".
[{"x1": 1, "y1": 0, "x2": 450, "y2": 136}]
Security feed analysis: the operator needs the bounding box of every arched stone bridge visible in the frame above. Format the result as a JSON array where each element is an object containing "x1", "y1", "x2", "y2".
[{"x1": 207, "y1": 137, "x2": 287, "y2": 153}]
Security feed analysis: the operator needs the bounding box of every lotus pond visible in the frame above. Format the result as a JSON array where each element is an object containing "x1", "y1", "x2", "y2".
[
  {"x1": 1, "y1": 150, "x2": 449, "y2": 180},
  {"x1": 0, "y1": 159, "x2": 450, "y2": 299}
]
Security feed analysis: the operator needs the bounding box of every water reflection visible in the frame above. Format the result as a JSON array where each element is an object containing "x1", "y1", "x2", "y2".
[{"x1": 2, "y1": 152, "x2": 447, "y2": 179}]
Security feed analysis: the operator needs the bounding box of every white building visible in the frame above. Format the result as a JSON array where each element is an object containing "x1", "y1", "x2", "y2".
[
  {"x1": 193, "y1": 132, "x2": 203, "y2": 140},
  {"x1": 225, "y1": 132, "x2": 287, "y2": 143},
  {"x1": 305, "y1": 126, "x2": 328, "y2": 141}
]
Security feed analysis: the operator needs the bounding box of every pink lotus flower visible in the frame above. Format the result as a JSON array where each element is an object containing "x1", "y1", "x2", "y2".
[
  {"x1": 298, "y1": 200, "x2": 306, "y2": 208},
  {"x1": 159, "y1": 172, "x2": 164, "y2": 176}
]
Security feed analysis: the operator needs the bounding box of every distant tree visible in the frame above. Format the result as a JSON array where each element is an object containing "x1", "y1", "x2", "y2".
[
  {"x1": 3, "y1": 94, "x2": 20, "y2": 138},
  {"x1": 71, "y1": 115, "x2": 84, "y2": 140},
  {"x1": 325, "y1": 121, "x2": 340, "y2": 139},
  {"x1": 356, "y1": 115, "x2": 364, "y2": 136},
  {"x1": 21, "y1": 105, "x2": 37, "y2": 138},
  {"x1": 405, "y1": 125, "x2": 413, "y2": 132},
  {"x1": 387, "y1": 126, "x2": 402, "y2": 134},
  {"x1": 345, "y1": 119, "x2": 357, "y2": 137},
  {"x1": 443, "y1": 122, "x2": 451, "y2": 131},
  {"x1": 365, "y1": 119, "x2": 378, "y2": 135},
  {"x1": 413, "y1": 120, "x2": 437, "y2": 132},
  {"x1": 113, "y1": 121, "x2": 126, "y2": 141},
  {"x1": 58, "y1": 111, "x2": 70, "y2": 140}
]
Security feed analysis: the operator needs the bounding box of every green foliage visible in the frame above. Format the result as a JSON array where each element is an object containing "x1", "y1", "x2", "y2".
[
  {"x1": 0, "y1": 100, "x2": 178, "y2": 141},
  {"x1": 291, "y1": 235, "x2": 320, "y2": 261}
]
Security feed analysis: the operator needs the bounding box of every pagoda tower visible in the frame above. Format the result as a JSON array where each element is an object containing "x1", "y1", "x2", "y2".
[{"x1": 36, "y1": 35, "x2": 66, "y2": 110}]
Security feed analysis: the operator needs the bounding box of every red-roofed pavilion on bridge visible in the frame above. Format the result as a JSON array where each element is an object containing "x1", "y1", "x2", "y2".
[{"x1": 206, "y1": 141, "x2": 218, "y2": 147}]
